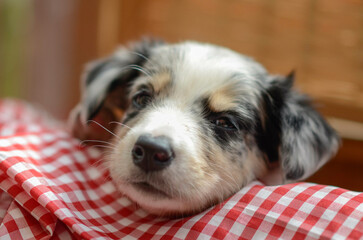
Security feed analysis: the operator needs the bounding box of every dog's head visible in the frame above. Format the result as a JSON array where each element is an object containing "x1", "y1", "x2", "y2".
[{"x1": 69, "y1": 39, "x2": 340, "y2": 216}]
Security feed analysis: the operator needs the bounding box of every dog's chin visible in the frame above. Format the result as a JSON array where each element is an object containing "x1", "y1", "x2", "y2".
[{"x1": 117, "y1": 181, "x2": 204, "y2": 217}]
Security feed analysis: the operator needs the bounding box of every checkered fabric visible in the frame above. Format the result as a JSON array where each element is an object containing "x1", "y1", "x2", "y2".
[{"x1": 0, "y1": 99, "x2": 362, "y2": 240}]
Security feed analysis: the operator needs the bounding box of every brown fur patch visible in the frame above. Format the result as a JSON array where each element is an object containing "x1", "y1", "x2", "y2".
[
  {"x1": 208, "y1": 87, "x2": 237, "y2": 112},
  {"x1": 150, "y1": 71, "x2": 172, "y2": 93}
]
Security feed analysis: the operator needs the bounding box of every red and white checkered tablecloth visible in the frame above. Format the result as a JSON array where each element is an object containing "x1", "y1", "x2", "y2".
[{"x1": 0, "y1": 99, "x2": 362, "y2": 240}]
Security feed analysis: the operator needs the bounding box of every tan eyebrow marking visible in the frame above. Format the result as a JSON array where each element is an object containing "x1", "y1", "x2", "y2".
[
  {"x1": 150, "y1": 71, "x2": 172, "y2": 93},
  {"x1": 208, "y1": 88, "x2": 238, "y2": 112}
]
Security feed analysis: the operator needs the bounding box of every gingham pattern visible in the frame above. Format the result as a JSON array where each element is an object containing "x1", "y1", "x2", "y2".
[{"x1": 0, "y1": 100, "x2": 362, "y2": 240}]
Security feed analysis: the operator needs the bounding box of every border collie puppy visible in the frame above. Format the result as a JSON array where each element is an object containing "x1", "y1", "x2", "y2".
[{"x1": 69, "y1": 39, "x2": 339, "y2": 216}]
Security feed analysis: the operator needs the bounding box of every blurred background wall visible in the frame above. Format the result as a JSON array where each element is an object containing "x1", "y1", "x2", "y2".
[{"x1": 0, "y1": 0, "x2": 362, "y2": 190}]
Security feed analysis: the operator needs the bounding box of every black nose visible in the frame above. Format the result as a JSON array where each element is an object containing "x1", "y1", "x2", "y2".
[{"x1": 132, "y1": 134, "x2": 174, "y2": 172}]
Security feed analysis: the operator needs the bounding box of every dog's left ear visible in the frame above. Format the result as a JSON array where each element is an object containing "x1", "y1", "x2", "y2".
[
  {"x1": 258, "y1": 72, "x2": 340, "y2": 184},
  {"x1": 68, "y1": 38, "x2": 164, "y2": 141}
]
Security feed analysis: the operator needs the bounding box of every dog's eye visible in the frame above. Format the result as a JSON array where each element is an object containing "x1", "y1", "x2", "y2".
[
  {"x1": 211, "y1": 116, "x2": 238, "y2": 130},
  {"x1": 132, "y1": 91, "x2": 152, "y2": 109}
]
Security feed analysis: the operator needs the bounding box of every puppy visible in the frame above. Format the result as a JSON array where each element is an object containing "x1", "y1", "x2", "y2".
[{"x1": 69, "y1": 39, "x2": 339, "y2": 216}]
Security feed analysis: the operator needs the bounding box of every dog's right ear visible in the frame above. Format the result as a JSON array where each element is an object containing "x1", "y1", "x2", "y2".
[
  {"x1": 257, "y1": 72, "x2": 340, "y2": 185},
  {"x1": 69, "y1": 38, "x2": 164, "y2": 141}
]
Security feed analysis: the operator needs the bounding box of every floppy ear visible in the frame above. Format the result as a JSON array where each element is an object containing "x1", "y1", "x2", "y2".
[
  {"x1": 258, "y1": 72, "x2": 340, "y2": 184},
  {"x1": 68, "y1": 39, "x2": 164, "y2": 141}
]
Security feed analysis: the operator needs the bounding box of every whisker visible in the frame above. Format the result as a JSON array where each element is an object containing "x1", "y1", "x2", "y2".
[
  {"x1": 89, "y1": 145, "x2": 116, "y2": 150},
  {"x1": 89, "y1": 157, "x2": 110, "y2": 172},
  {"x1": 129, "y1": 51, "x2": 151, "y2": 63},
  {"x1": 87, "y1": 120, "x2": 120, "y2": 139},
  {"x1": 128, "y1": 51, "x2": 160, "y2": 70},
  {"x1": 127, "y1": 64, "x2": 152, "y2": 78},
  {"x1": 80, "y1": 139, "x2": 117, "y2": 147},
  {"x1": 109, "y1": 121, "x2": 133, "y2": 131}
]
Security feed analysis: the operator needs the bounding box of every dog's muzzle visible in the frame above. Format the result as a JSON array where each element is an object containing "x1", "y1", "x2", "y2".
[{"x1": 132, "y1": 134, "x2": 174, "y2": 172}]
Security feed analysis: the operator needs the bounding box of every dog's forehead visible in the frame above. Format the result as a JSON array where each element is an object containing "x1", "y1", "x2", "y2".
[{"x1": 142, "y1": 42, "x2": 267, "y2": 110}]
